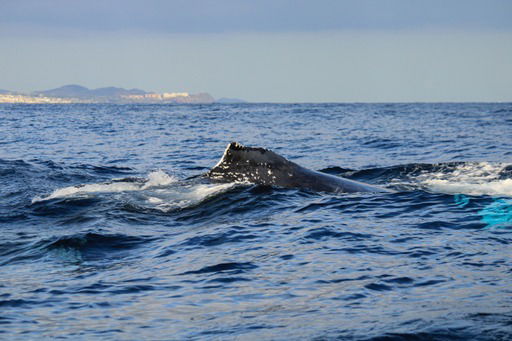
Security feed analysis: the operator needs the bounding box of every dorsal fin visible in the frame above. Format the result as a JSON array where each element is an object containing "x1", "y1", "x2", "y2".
[
  {"x1": 206, "y1": 142, "x2": 294, "y2": 183},
  {"x1": 212, "y1": 142, "x2": 290, "y2": 169}
]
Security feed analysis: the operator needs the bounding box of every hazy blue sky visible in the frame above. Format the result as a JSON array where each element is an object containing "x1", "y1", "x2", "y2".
[{"x1": 1, "y1": 0, "x2": 511, "y2": 102}]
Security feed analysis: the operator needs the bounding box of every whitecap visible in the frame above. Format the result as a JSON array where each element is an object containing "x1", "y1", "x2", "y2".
[
  {"x1": 418, "y1": 162, "x2": 512, "y2": 197},
  {"x1": 146, "y1": 182, "x2": 236, "y2": 212},
  {"x1": 32, "y1": 170, "x2": 177, "y2": 203},
  {"x1": 32, "y1": 170, "x2": 238, "y2": 211}
]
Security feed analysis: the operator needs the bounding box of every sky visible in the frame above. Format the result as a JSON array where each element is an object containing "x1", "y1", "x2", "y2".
[{"x1": 1, "y1": 0, "x2": 511, "y2": 102}]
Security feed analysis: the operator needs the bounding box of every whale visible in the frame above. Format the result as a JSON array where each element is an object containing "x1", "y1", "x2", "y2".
[{"x1": 206, "y1": 142, "x2": 392, "y2": 194}]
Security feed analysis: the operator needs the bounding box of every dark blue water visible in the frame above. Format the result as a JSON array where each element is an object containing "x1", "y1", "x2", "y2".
[{"x1": 1, "y1": 103, "x2": 511, "y2": 340}]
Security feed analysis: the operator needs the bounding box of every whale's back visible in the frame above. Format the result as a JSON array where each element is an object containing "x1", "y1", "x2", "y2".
[{"x1": 206, "y1": 142, "x2": 391, "y2": 193}]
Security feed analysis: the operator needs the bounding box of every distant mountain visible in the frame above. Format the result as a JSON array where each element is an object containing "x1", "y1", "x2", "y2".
[
  {"x1": 33, "y1": 84, "x2": 147, "y2": 99},
  {"x1": 90, "y1": 86, "x2": 147, "y2": 98},
  {"x1": 216, "y1": 97, "x2": 247, "y2": 104},
  {"x1": 0, "y1": 84, "x2": 216, "y2": 104}
]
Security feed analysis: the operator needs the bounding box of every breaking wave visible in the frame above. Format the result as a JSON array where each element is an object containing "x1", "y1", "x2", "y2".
[
  {"x1": 32, "y1": 170, "x2": 238, "y2": 212},
  {"x1": 415, "y1": 162, "x2": 512, "y2": 197},
  {"x1": 32, "y1": 170, "x2": 177, "y2": 202}
]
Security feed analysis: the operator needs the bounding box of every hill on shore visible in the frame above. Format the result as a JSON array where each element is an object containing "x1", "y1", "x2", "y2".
[
  {"x1": 0, "y1": 85, "x2": 216, "y2": 104},
  {"x1": 0, "y1": 85, "x2": 250, "y2": 104},
  {"x1": 33, "y1": 85, "x2": 148, "y2": 99}
]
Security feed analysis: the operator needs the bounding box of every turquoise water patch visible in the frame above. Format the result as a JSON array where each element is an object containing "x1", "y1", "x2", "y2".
[
  {"x1": 479, "y1": 198, "x2": 512, "y2": 229},
  {"x1": 454, "y1": 194, "x2": 470, "y2": 208}
]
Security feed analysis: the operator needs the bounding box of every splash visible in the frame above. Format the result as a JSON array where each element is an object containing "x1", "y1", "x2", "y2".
[
  {"x1": 418, "y1": 162, "x2": 512, "y2": 197},
  {"x1": 142, "y1": 170, "x2": 177, "y2": 189},
  {"x1": 32, "y1": 170, "x2": 238, "y2": 212},
  {"x1": 142, "y1": 182, "x2": 236, "y2": 212},
  {"x1": 32, "y1": 170, "x2": 177, "y2": 203}
]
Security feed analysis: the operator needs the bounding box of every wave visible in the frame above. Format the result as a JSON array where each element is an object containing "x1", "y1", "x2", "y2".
[
  {"x1": 32, "y1": 170, "x2": 239, "y2": 212},
  {"x1": 138, "y1": 182, "x2": 237, "y2": 212},
  {"x1": 414, "y1": 162, "x2": 512, "y2": 197},
  {"x1": 0, "y1": 232, "x2": 154, "y2": 266},
  {"x1": 27, "y1": 161, "x2": 512, "y2": 223},
  {"x1": 335, "y1": 161, "x2": 512, "y2": 197},
  {"x1": 32, "y1": 170, "x2": 176, "y2": 202}
]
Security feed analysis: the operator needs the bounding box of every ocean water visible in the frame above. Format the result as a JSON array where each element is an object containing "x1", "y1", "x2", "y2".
[{"x1": 1, "y1": 103, "x2": 511, "y2": 340}]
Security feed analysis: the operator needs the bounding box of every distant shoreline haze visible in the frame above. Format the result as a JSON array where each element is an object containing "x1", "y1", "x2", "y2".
[
  {"x1": 0, "y1": 84, "x2": 244, "y2": 104},
  {"x1": 1, "y1": 84, "x2": 509, "y2": 104}
]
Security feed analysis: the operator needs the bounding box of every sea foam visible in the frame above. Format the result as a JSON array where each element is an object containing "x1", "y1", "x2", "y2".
[
  {"x1": 32, "y1": 170, "x2": 237, "y2": 211},
  {"x1": 419, "y1": 162, "x2": 512, "y2": 197},
  {"x1": 32, "y1": 170, "x2": 177, "y2": 203}
]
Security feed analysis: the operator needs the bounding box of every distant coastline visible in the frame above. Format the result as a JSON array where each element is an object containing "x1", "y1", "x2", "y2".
[{"x1": 0, "y1": 84, "x2": 246, "y2": 104}]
